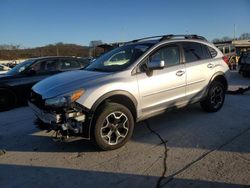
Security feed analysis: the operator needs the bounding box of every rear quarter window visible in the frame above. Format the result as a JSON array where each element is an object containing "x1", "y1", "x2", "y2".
[{"x1": 208, "y1": 47, "x2": 218, "y2": 58}]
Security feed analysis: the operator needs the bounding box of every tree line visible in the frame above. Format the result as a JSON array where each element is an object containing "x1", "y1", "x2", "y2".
[
  {"x1": 212, "y1": 32, "x2": 250, "y2": 43},
  {"x1": 0, "y1": 42, "x2": 104, "y2": 60}
]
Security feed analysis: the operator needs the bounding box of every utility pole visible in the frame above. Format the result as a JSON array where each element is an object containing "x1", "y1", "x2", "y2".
[
  {"x1": 233, "y1": 24, "x2": 236, "y2": 40},
  {"x1": 56, "y1": 45, "x2": 59, "y2": 56}
]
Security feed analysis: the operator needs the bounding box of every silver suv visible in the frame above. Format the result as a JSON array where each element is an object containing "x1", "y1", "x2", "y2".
[{"x1": 29, "y1": 35, "x2": 229, "y2": 150}]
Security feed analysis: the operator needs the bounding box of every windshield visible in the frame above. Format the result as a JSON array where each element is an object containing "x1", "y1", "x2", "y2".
[
  {"x1": 85, "y1": 43, "x2": 153, "y2": 72},
  {"x1": 6, "y1": 60, "x2": 35, "y2": 76}
]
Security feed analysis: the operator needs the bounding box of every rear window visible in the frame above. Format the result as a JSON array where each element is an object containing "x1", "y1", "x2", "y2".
[
  {"x1": 225, "y1": 46, "x2": 229, "y2": 54},
  {"x1": 230, "y1": 46, "x2": 236, "y2": 53},
  {"x1": 182, "y1": 42, "x2": 211, "y2": 63},
  {"x1": 240, "y1": 53, "x2": 250, "y2": 64}
]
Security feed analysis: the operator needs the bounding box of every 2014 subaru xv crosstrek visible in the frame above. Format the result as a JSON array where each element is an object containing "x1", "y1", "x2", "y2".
[{"x1": 29, "y1": 34, "x2": 229, "y2": 150}]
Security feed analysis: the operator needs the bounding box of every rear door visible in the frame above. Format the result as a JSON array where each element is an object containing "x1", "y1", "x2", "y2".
[{"x1": 182, "y1": 42, "x2": 215, "y2": 101}]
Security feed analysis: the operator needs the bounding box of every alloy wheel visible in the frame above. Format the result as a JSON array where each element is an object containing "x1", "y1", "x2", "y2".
[{"x1": 100, "y1": 111, "x2": 129, "y2": 146}]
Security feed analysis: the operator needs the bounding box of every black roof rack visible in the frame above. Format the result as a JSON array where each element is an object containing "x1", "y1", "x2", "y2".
[
  {"x1": 128, "y1": 34, "x2": 207, "y2": 44},
  {"x1": 160, "y1": 34, "x2": 207, "y2": 41},
  {"x1": 131, "y1": 35, "x2": 166, "y2": 43}
]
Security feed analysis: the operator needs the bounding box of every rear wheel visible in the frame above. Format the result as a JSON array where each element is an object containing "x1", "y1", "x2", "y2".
[
  {"x1": 0, "y1": 89, "x2": 16, "y2": 111},
  {"x1": 200, "y1": 81, "x2": 226, "y2": 112},
  {"x1": 92, "y1": 102, "x2": 134, "y2": 150}
]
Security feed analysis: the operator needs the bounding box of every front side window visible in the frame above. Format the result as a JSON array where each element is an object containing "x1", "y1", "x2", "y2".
[
  {"x1": 150, "y1": 45, "x2": 180, "y2": 67},
  {"x1": 35, "y1": 60, "x2": 59, "y2": 73},
  {"x1": 183, "y1": 42, "x2": 210, "y2": 63},
  {"x1": 85, "y1": 43, "x2": 153, "y2": 72}
]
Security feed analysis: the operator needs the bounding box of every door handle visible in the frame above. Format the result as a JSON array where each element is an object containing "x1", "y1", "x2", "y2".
[
  {"x1": 176, "y1": 70, "x2": 185, "y2": 76},
  {"x1": 207, "y1": 63, "x2": 214, "y2": 69}
]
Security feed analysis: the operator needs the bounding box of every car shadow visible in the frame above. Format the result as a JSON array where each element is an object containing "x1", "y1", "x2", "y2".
[{"x1": 0, "y1": 164, "x2": 248, "y2": 188}]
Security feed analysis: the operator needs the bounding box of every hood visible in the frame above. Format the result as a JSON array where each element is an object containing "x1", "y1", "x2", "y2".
[
  {"x1": 32, "y1": 70, "x2": 110, "y2": 99},
  {"x1": 0, "y1": 74, "x2": 10, "y2": 78}
]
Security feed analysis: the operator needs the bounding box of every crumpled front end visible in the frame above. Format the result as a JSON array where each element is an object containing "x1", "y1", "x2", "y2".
[{"x1": 29, "y1": 90, "x2": 92, "y2": 141}]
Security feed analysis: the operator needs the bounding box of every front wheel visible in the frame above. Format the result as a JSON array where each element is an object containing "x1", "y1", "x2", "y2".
[
  {"x1": 92, "y1": 102, "x2": 134, "y2": 150},
  {"x1": 0, "y1": 89, "x2": 16, "y2": 111},
  {"x1": 200, "y1": 81, "x2": 226, "y2": 112}
]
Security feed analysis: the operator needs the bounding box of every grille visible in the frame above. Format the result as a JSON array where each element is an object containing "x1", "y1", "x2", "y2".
[{"x1": 30, "y1": 90, "x2": 45, "y2": 109}]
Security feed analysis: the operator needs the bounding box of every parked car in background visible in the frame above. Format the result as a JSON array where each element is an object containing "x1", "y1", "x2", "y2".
[
  {"x1": 216, "y1": 44, "x2": 237, "y2": 70},
  {"x1": 238, "y1": 51, "x2": 250, "y2": 77},
  {"x1": 0, "y1": 56, "x2": 90, "y2": 111},
  {"x1": 29, "y1": 34, "x2": 229, "y2": 150},
  {"x1": 5, "y1": 62, "x2": 18, "y2": 68},
  {"x1": 0, "y1": 64, "x2": 11, "y2": 74}
]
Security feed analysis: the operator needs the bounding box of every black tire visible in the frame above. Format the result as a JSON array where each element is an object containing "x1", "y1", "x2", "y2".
[
  {"x1": 92, "y1": 102, "x2": 134, "y2": 150},
  {"x1": 35, "y1": 117, "x2": 50, "y2": 130},
  {"x1": 200, "y1": 81, "x2": 226, "y2": 112},
  {"x1": 0, "y1": 89, "x2": 16, "y2": 111},
  {"x1": 242, "y1": 71, "x2": 248, "y2": 77}
]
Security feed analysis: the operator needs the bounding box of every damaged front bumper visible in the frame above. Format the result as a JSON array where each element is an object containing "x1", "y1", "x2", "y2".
[{"x1": 28, "y1": 101, "x2": 91, "y2": 140}]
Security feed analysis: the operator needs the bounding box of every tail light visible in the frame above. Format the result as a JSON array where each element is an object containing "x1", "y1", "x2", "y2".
[{"x1": 222, "y1": 56, "x2": 229, "y2": 65}]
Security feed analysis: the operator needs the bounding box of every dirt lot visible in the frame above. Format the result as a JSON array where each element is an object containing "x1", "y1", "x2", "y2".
[{"x1": 0, "y1": 71, "x2": 250, "y2": 188}]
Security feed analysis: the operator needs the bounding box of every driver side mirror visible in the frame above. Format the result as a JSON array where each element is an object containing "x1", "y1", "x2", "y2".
[{"x1": 147, "y1": 60, "x2": 165, "y2": 70}]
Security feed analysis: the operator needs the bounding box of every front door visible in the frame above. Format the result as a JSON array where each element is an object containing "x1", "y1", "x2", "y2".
[{"x1": 136, "y1": 44, "x2": 186, "y2": 116}]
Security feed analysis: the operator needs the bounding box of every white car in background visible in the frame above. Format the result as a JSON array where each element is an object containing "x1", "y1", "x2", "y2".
[{"x1": 0, "y1": 64, "x2": 11, "y2": 74}]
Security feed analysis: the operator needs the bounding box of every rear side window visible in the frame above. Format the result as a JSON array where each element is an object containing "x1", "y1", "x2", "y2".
[
  {"x1": 59, "y1": 59, "x2": 81, "y2": 70},
  {"x1": 182, "y1": 42, "x2": 211, "y2": 63},
  {"x1": 201, "y1": 44, "x2": 211, "y2": 59}
]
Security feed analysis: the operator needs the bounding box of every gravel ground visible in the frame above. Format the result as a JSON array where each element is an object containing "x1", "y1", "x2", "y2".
[{"x1": 0, "y1": 71, "x2": 249, "y2": 188}]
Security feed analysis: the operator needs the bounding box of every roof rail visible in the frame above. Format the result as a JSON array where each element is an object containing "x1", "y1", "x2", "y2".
[
  {"x1": 130, "y1": 35, "x2": 167, "y2": 43},
  {"x1": 160, "y1": 34, "x2": 207, "y2": 41},
  {"x1": 127, "y1": 34, "x2": 207, "y2": 44}
]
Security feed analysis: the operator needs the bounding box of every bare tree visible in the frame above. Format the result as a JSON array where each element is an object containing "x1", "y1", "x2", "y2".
[
  {"x1": 238, "y1": 33, "x2": 250, "y2": 40},
  {"x1": 212, "y1": 38, "x2": 221, "y2": 43},
  {"x1": 89, "y1": 40, "x2": 103, "y2": 47}
]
